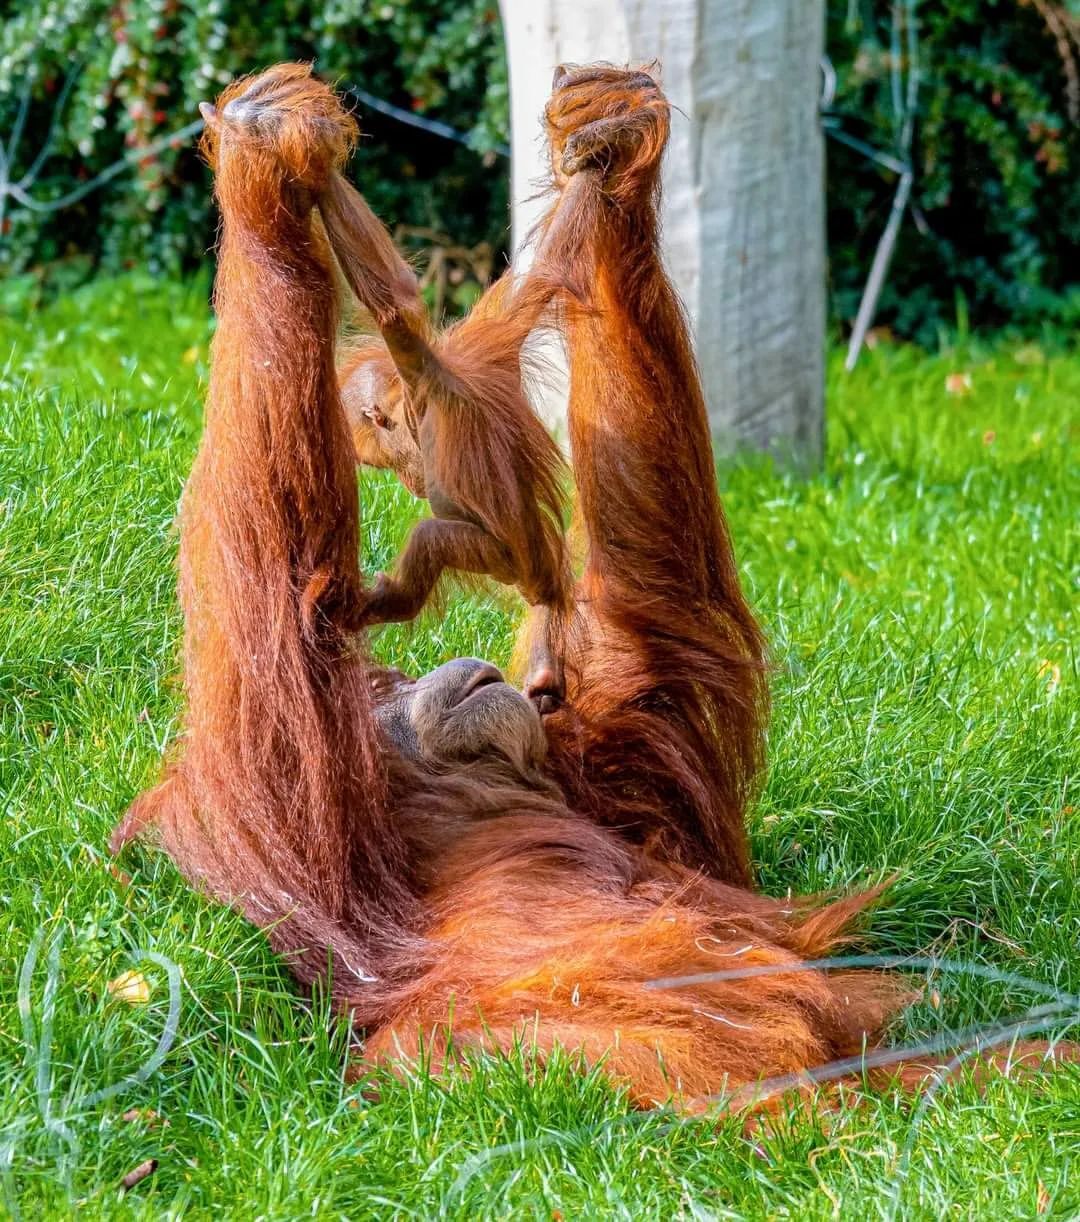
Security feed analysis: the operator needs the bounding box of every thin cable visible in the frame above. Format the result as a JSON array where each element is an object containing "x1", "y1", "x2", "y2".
[
  {"x1": 345, "y1": 85, "x2": 509, "y2": 157},
  {"x1": 9, "y1": 930, "x2": 183, "y2": 1208},
  {"x1": 80, "y1": 950, "x2": 183, "y2": 1107},
  {"x1": 2, "y1": 80, "x2": 506, "y2": 224},
  {"x1": 7, "y1": 118, "x2": 205, "y2": 214},
  {"x1": 643, "y1": 953, "x2": 1080, "y2": 1009}
]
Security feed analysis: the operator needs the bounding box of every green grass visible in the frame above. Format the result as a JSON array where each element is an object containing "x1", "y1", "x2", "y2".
[{"x1": 1, "y1": 275, "x2": 1078, "y2": 1219}]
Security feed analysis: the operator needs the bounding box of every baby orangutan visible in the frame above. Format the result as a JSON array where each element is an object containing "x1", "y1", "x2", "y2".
[{"x1": 321, "y1": 159, "x2": 573, "y2": 707}]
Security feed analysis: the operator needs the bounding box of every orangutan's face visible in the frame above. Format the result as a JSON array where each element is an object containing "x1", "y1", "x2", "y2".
[
  {"x1": 373, "y1": 658, "x2": 547, "y2": 774},
  {"x1": 340, "y1": 350, "x2": 427, "y2": 498}
]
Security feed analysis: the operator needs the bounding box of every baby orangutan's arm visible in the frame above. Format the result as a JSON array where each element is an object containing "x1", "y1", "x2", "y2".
[{"x1": 323, "y1": 149, "x2": 572, "y2": 708}]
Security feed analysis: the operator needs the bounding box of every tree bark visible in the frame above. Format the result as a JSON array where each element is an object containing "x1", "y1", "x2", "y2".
[{"x1": 499, "y1": 0, "x2": 825, "y2": 465}]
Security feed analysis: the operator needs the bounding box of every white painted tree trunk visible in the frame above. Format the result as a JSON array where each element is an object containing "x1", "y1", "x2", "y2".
[{"x1": 499, "y1": 0, "x2": 825, "y2": 464}]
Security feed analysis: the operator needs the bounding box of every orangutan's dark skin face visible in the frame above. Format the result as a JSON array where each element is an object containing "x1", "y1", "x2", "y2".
[{"x1": 373, "y1": 658, "x2": 547, "y2": 774}]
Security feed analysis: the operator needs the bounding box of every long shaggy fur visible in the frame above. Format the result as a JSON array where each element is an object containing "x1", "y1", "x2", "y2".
[
  {"x1": 112, "y1": 64, "x2": 1067, "y2": 1109},
  {"x1": 536, "y1": 68, "x2": 768, "y2": 887},
  {"x1": 319, "y1": 144, "x2": 572, "y2": 630},
  {"x1": 110, "y1": 65, "x2": 420, "y2": 1007}
]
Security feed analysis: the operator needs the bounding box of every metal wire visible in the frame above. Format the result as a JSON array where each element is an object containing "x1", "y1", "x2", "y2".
[
  {"x1": 0, "y1": 75, "x2": 505, "y2": 230},
  {"x1": 445, "y1": 951, "x2": 1079, "y2": 1206}
]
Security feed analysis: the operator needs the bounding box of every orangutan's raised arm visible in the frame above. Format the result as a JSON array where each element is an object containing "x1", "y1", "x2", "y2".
[
  {"x1": 538, "y1": 68, "x2": 758, "y2": 635},
  {"x1": 528, "y1": 67, "x2": 769, "y2": 886},
  {"x1": 111, "y1": 66, "x2": 418, "y2": 1003}
]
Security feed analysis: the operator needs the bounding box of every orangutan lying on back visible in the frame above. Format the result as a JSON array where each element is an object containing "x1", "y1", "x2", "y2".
[
  {"x1": 111, "y1": 63, "x2": 1073, "y2": 1111},
  {"x1": 307, "y1": 112, "x2": 574, "y2": 707}
]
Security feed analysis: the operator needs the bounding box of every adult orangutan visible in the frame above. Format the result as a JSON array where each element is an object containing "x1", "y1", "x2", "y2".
[{"x1": 111, "y1": 63, "x2": 1066, "y2": 1109}]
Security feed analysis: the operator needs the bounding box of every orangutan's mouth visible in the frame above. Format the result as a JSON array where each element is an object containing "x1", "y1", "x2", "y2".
[{"x1": 452, "y1": 664, "x2": 506, "y2": 707}]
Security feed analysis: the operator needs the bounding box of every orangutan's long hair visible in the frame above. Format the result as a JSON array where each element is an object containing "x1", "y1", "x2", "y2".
[
  {"x1": 113, "y1": 65, "x2": 1072, "y2": 1109},
  {"x1": 113, "y1": 67, "x2": 423, "y2": 1008}
]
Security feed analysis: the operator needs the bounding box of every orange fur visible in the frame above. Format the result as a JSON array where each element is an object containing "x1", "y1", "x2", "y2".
[
  {"x1": 320, "y1": 145, "x2": 572, "y2": 686},
  {"x1": 534, "y1": 67, "x2": 768, "y2": 886},
  {"x1": 112, "y1": 64, "x2": 1068, "y2": 1109}
]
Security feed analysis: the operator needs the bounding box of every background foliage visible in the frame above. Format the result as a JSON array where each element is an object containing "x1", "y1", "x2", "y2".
[
  {"x1": 1, "y1": 0, "x2": 1078, "y2": 337},
  {"x1": 827, "y1": 0, "x2": 1080, "y2": 342},
  {"x1": 0, "y1": 0, "x2": 510, "y2": 309}
]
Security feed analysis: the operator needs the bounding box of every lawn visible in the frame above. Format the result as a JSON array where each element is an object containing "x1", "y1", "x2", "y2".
[{"x1": 0, "y1": 276, "x2": 1077, "y2": 1218}]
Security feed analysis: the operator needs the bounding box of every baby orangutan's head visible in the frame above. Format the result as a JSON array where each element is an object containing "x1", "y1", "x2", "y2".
[{"x1": 339, "y1": 344, "x2": 427, "y2": 497}]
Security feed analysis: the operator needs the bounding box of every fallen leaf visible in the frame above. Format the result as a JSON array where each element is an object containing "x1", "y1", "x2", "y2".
[
  {"x1": 121, "y1": 1159, "x2": 158, "y2": 1190},
  {"x1": 983, "y1": 429, "x2": 997, "y2": 446},
  {"x1": 108, "y1": 970, "x2": 150, "y2": 1004},
  {"x1": 1037, "y1": 1180, "x2": 1050, "y2": 1213},
  {"x1": 1037, "y1": 660, "x2": 1061, "y2": 696},
  {"x1": 945, "y1": 372, "x2": 973, "y2": 395}
]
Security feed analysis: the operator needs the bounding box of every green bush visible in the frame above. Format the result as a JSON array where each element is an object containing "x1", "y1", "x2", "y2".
[
  {"x1": 0, "y1": 0, "x2": 509, "y2": 301},
  {"x1": 827, "y1": 0, "x2": 1080, "y2": 341},
  {"x1": 1, "y1": 1, "x2": 1078, "y2": 337}
]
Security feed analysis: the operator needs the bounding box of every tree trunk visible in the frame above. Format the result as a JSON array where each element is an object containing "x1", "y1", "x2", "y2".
[{"x1": 499, "y1": 0, "x2": 825, "y2": 465}]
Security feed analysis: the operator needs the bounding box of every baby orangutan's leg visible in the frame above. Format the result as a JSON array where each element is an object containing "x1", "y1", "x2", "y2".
[
  {"x1": 363, "y1": 519, "x2": 515, "y2": 624},
  {"x1": 517, "y1": 603, "x2": 566, "y2": 714}
]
